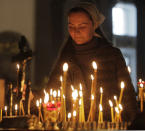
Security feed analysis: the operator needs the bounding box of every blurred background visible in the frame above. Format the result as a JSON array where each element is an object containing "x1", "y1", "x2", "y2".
[{"x1": 0, "y1": 0, "x2": 144, "y2": 93}]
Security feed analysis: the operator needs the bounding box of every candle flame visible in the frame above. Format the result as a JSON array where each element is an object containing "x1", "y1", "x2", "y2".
[
  {"x1": 100, "y1": 87, "x2": 103, "y2": 93},
  {"x1": 91, "y1": 94, "x2": 94, "y2": 100},
  {"x1": 109, "y1": 100, "x2": 113, "y2": 107},
  {"x1": 79, "y1": 99, "x2": 82, "y2": 106},
  {"x1": 115, "y1": 107, "x2": 119, "y2": 114},
  {"x1": 119, "y1": 104, "x2": 123, "y2": 111},
  {"x1": 140, "y1": 83, "x2": 144, "y2": 88},
  {"x1": 79, "y1": 91, "x2": 83, "y2": 97},
  {"x1": 72, "y1": 90, "x2": 78, "y2": 100},
  {"x1": 52, "y1": 101, "x2": 55, "y2": 104},
  {"x1": 120, "y1": 81, "x2": 125, "y2": 89},
  {"x1": 15, "y1": 104, "x2": 18, "y2": 110},
  {"x1": 36, "y1": 100, "x2": 39, "y2": 107},
  {"x1": 16, "y1": 64, "x2": 20, "y2": 70},
  {"x1": 73, "y1": 110, "x2": 77, "y2": 117},
  {"x1": 127, "y1": 66, "x2": 131, "y2": 73},
  {"x1": 60, "y1": 76, "x2": 63, "y2": 82},
  {"x1": 71, "y1": 85, "x2": 74, "y2": 91},
  {"x1": 99, "y1": 104, "x2": 103, "y2": 111},
  {"x1": 50, "y1": 89, "x2": 53, "y2": 95},
  {"x1": 63, "y1": 63, "x2": 68, "y2": 72},
  {"x1": 92, "y1": 61, "x2": 97, "y2": 70},
  {"x1": 139, "y1": 78, "x2": 142, "y2": 83},
  {"x1": 44, "y1": 93, "x2": 49, "y2": 104},
  {"x1": 79, "y1": 83, "x2": 82, "y2": 91},
  {"x1": 68, "y1": 113, "x2": 71, "y2": 119},
  {"x1": 39, "y1": 98, "x2": 42, "y2": 104},
  {"x1": 91, "y1": 74, "x2": 94, "y2": 80},
  {"x1": 58, "y1": 90, "x2": 60, "y2": 97},
  {"x1": 53, "y1": 90, "x2": 57, "y2": 98},
  {"x1": 5, "y1": 106, "x2": 7, "y2": 111},
  {"x1": 63, "y1": 95, "x2": 65, "y2": 99},
  {"x1": 114, "y1": 95, "x2": 117, "y2": 100}
]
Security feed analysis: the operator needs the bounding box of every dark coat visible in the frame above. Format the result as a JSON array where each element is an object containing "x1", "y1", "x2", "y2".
[{"x1": 47, "y1": 36, "x2": 138, "y2": 122}]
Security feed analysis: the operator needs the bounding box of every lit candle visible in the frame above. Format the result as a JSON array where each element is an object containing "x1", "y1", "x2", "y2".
[
  {"x1": 100, "y1": 87, "x2": 103, "y2": 105},
  {"x1": 98, "y1": 104, "x2": 103, "y2": 123},
  {"x1": 115, "y1": 107, "x2": 119, "y2": 122},
  {"x1": 72, "y1": 89, "x2": 78, "y2": 118},
  {"x1": 139, "y1": 83, "x2": 144, "y2": 112},
  {"x1": 44, "y1": 92, "x2": 49, "y2": 105},
  {"x1": 4, "y1": 106, "x2": 7, "y2": 116},
  {"x1": 73, "y1": 110, "x2": 77, "y2": 122},
  {"x1": 127, "y1": 66, "x2": 131, "y2": 74},
  {"x1": 109, "y1": 100, "x2": 114, "y2": 123},
  {"x1": 118, "y1": 104, "x2": 123, "y2": 122},
  {"x1": 119, "y1": 81, "x2": 125, "y2": 104},
  {"x1": 63, "y1": 63, "x2": 68, "y2": 95},
  {"x1": 15, "y1": 104, "x2": 18, "y2": 116},
  {"x1": 114, "y1": 95, "x2": 118, "y2": 107},
  {"x1": 79, "y1": 84, "x2": 85, "y2": 121},
  {"x1": 68, "y1": 112, "x2": 71, "y2": 122}
]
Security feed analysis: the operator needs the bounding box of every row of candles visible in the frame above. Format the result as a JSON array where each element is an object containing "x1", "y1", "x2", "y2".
[
  {"x1": 34, "y1": 61, "x2": 126, "y2": 123},
  {"x1": 35, "y1": 83, "x2": 124, "y2": 123}
]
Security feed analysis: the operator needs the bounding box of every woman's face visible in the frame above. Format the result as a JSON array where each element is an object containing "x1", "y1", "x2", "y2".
[{"x1": 68, "y1": 11, "x2": 95, "y2": 45}]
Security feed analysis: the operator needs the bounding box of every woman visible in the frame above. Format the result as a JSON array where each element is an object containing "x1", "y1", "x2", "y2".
[{"x1": 47, "y1": 2, "x2": 137, "y2": 122}]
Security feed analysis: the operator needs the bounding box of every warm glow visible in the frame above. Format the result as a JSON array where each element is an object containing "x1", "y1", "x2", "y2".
[
  {"x1": 72, "y1": 89, "x2": 78, "y2": 100},
  {"x1": 114, "y1": 96, "x2": 117, "y2": 100},
  {"x1": 73, "y1": 110, "x2": 77, "y2": 117},
  {"x1": 119, "y1": 104, "x2": 123, "y2": 111},
  {"x1": 53, "y1": 90, "x2": 57, "y2": 98},
  {"x1": 71, "y1": 85, "x2": 74, "y2": 91},
  {"x1": 91, "y1": 94, "x2": 94, "y2": 100},
  {"x1": 63, "y1": 95, "x2": 65, "y2": 99},
  {"x1": 16, "y1": 64, "x2": 20, "y2": 70},
  {"x1": 121, "y1": 81, "x2": 125, "y2": 89},
  {"x1": 139, "y1": 79, "x2": 142, "y2": 83},
  {"x1": 79, "y1": 99, "x2": 82, "y2": 106},
  {"x1": 79, "y1": 91, "x2": 83, "y2": 97},
  {"x1": 109, "y1": 100, "x2": 113, "y2": 107},
  {"x1": 127, "y1": 66, "x2": 131, "y2": 73},
  {"x1": 58, "y1": 90, "x2": 60, "y2": 97},
  {"x1": 99, "y1": 104, "x2": 103, "y2": 111},
  {"x1": 79, "y1": 83, "x2": 82, "y2": 91},
  {"x1": 68, "y1": 113, "x2": 71, "y2": 119},
  {"x1": 140, "y1": 83, "x2": 144, "y2": 88},
  {"x1": 91, "y1": 74, "x2": 94, "y2": 80},
  {"x1": 115, "y1": 107, "x2": 119, "y2": 114},
  {"x1": 60, "y1": 76, "x2": 63, "y2": 82},
  {"x1": 63, "y1": 63, "x2": 68, "y2": 72},
  {"x1": 15, "y1": 104, "x2": 18, "y2": 110},
  {"x1": 4, "y1": 106, "x2": 7, "y2": 111},
  {"x1": 39, "y1": 98, "x2": 42, "y2": 104},
  {"x1": 44, "y1": 93, "x2": 49, "y2": 104},
  {"x1": 92, "y1": 61, "x2": 97, "y2": 70},
  {"x1": 36, "y1": 100, "x2": 39, "y2": 107},
  {"x1": 52, "y1": 101, "x2": 55, "y2": 104},
  {"x1": 100, "y1": 87, "x2": 103, "y2": 94},
  {"x1": 50, "y1": 89, "x2": 53, "y2": 95}
]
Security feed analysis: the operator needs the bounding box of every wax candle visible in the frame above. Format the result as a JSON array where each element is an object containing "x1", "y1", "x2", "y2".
[
  {"x1": 68, "y1": 112, "x2": 71, "y2": 121},
  {"x1": 100, "y1": 87, "x2": 103, "y2": 105},
  {"x1": 119, "y1": 81, "x2": 125, "y2": 104},
  {"x1": 15, "y1": 104, "x2": 18, "y2": 116},
  {"x1": 4, "y1": 106, "x2": 7, "y2": 116},
  {"x1": 53, "y1": 90, "x2": 57, "y2": 101},
  {"x1": 109, "y1": 100, "x2": 114, "y2": 123}
]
